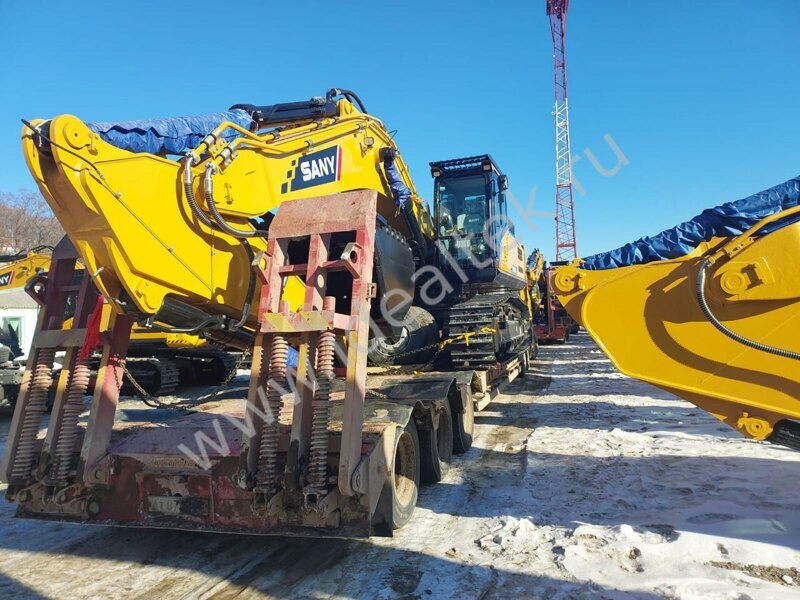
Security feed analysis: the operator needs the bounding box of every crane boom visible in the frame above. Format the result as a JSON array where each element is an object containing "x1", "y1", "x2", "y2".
[{"x1": 547, "y1": 0, "x2": 578, "y2": 262}]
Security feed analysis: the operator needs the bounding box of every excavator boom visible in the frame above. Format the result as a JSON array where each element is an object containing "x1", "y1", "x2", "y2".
[
  {"x1": 22, "y1": 92, "x2": 432, "y2": 344},
  {"x1": 554, "y1": 176, "x2": 800, "y2": 447}
]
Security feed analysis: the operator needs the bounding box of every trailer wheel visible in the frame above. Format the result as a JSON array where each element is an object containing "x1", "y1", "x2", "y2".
[
  {"x1": 420, "y1": 401, "x2": 453, "y2": 483},
  {"x1": 368, "y1": 306, "x2": 439, "y2": 366},
  {"x1": 452, "y1": 391, "x2": 474, "y2": 454},
  {"x1": 389, "y1": 419, "x2": 420, "y2": 529}
]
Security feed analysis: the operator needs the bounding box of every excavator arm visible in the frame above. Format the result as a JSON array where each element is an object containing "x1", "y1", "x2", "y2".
[
  {"x1": 554, "y1": 178, "x2": 800, "y2": 447},
  {"x1": 0, "y1": 249, "x2": 52, "y2": 293},
  {"x1": 22, "y1": 90, "x2": 433, "y2": 347}
]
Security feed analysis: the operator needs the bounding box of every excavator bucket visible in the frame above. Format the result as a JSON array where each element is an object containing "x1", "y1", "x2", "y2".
[{"x1": 553, "y1": 190, "x2": 800, "y2": 447}]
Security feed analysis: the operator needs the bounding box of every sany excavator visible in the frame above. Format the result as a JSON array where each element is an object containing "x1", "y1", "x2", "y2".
[
  {"x1": 0, "y1": 246, "x2": 53, "y2": 355},
  {"x1": 0, "y1": 245, "x2": 238, "y2": 400},
  {"x1": 3, "y1": 89, "x2": 534, "y2": 535},
  {"x1": 554, "y1": 176, "x2": 800, "y2": 449},
  {"x1": 0, "y1": 247, "x2": 54, "y2": 406},
  {"x1": 526, "y1": 249, "x2": 555, "y2": 347}
]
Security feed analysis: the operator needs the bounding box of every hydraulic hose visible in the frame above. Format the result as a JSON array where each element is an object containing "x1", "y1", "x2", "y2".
[
  {"x1": 0, "y1": 246, "x2": 54, "y2": 263},
  {"x1": 203, "y1": 164, "x2": 267, "y2": 239},
  {"x1": 183, "y1": 155, "x2": 216, "y2": 230},
  {"x1": 232, "y1": 238, "x2": 257, "y2": 331},
  {"x1": 200, "y1": 165, "x2": 261, "y2": 329},
  {"x1": 178, "y1": 156, "x2": 258, "y2": 332},
  {"x1": 327, "y1": 88, "x2": 368, "y2": 113},
  {"x1": 144, "y1": 316, "x2": 224, "y2": 336},
  {"x1": 696, "y1": 257, "x2": 800, "y2": 360}
]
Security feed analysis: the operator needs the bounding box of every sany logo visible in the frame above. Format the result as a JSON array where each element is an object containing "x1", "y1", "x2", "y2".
[
  {"x1": 288, "y1": 145, "x2": 342, "y2": 192},
  {"x1": 0, "y1": 272, "x2": 14, "y2": 288},
  {"x1": 300, "y1": 154, "x2": 336, "y2": 182}
]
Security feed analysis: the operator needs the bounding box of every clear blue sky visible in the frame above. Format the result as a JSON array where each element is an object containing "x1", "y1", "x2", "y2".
[{"x1": 1, "y1": 1, "x2": 798, "y2": 258}]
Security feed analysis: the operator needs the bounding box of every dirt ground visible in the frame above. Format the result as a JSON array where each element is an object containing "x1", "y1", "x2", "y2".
[{"x1": 0, "y1": 333, "x2": 797, "y2": 599}]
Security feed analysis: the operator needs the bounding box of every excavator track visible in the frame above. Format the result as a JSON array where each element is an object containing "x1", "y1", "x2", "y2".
[
  {"x1": 768, "y1": 421, "x2": 800, "y2": 451},
  {"x1": 122, "y1": 357, "x2": 180, "y2": 397},
  {"x1": 95, "y1": 350, "x2": 238, "y2": 398},
  {"x1": 170, "y1": 349, "x2": 239, "y2": 387},
  {"x1": 441, "y1": 294, "x2": 532, "y2": 369}
]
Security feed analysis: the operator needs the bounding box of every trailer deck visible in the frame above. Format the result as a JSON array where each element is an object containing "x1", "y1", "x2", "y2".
[{"x1": 10, "y1": 358, "x2": 527, "y2": 537}]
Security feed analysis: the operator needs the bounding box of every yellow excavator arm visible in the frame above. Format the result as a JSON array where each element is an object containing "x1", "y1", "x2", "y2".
[
  {"x1": 526, "y1": 249, "x2": 545, "y2": 301},
  {"x1": 22, "y1": 94, "x2": 433, "y2": 347},
  {"x1": 0, "y1": 245, "x2": 209, "y2": 350},
  {"x1": 554, "y1": 190, "x2": 800, "y2": 448},
  {"x1": 0, "y1": 249, "x2": 53, "y2": 292}
]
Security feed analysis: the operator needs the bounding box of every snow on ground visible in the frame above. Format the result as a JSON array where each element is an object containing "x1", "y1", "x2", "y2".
[{"x1": 0, "y1": 333, "x2": 797, "y2": 599}]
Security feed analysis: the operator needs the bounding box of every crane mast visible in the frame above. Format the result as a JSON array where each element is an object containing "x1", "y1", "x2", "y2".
[{"x1": 547, "y1": 0, "x2": 577, "y2": 262}]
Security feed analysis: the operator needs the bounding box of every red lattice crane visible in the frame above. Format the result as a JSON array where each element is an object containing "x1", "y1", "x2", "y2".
[{"x1": 547, "y1": 0, "x2": 577, "y2": 262}]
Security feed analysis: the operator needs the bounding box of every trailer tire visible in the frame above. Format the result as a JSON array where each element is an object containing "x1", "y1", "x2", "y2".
[
  {"x1": 420, "y1": 401, "x2": 453, "y2": 483},
  {"x1": 390, "y1": 419, "x2": 421, "y2": 529},
  {"x1": 452, "y1": 391, "x2": 474, "y2": 454},
  {"x1": 368, "y1": 306, "x2": 439, "y2": 366}
]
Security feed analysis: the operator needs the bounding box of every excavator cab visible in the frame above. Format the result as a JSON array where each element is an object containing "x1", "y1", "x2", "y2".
[
  {"x1": 430, "y1": 155, "x2": 512, "y2": 286},
  {"x1": 426, "y1": 155, "x2": 531, "y2": 369}
]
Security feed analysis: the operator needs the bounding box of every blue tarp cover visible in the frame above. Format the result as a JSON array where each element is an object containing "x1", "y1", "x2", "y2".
[
  {"x1": 87, "y1": 109, "x2": 253, "y2": 155},
  {"x1": 286, "y1": 346, "x2": 299, "y2": 369},
  {"x1": 581, "y1": 176, "x2": 800, "y2": 270},
  {"x1": 384, "y1": 156, "x2": 412, "y2": 207}
]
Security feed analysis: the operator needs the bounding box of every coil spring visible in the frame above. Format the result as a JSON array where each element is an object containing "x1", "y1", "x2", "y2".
[
  {"x1": 256, "y1": 335, "x2": 288, "y2": 488},
  {"x1": 308, "y1": 330, "x2": 335, "y2": 490},
  {"x1": 10, "y1": 348, "x2": 56, "y2": 481},
  {"x1": 49, "y1": 359, "x2": 91, "y2": 486}
]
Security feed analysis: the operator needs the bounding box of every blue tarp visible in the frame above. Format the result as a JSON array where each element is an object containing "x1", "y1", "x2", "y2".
[
  {"x1": 87, "y1": 109, "x2": 253, "y2": 155},
  {"x1": 287, "y1": 346, "x2": 299, "y2": 369},
  {"x1": 384, "y1": 155, "x2": 412, "y2": 207},
  {"x1": 581, "y1": 176, "x2": 800, "y2": 270}
]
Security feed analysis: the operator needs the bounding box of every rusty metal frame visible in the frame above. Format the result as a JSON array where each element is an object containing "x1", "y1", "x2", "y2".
[
  {"x1": 0, "y1": 235, "x2": 134, "y2": 505},
  {"x1": 241, "y1": 191, "x2": 377, "y2": 502},
  {"x1": 1, "y1": 237, "x2": 90, "y2": 488},
  {"x1": 80, "y1": 311, "x2": 133, "y2": 484}
]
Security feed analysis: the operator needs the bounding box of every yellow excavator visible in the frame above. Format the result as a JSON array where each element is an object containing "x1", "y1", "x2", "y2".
[
  {"x1": 554, "y1": 177, "x2": 800, "y2": 449},
  {"x1": 527, "y1": 249, "x2": 545, "y2": 314},
  {"x1": 0, "y1": 246, "x2": 238, "y2": 399},
  {"x1": 0, "y1": 248, "x2": 54, "y2": 406},
  {"x1": 0, "y1": 247, "x2": 53, "y2": 355},
  {"x1": 2, "y1": 89, "x2": 534, "y2": 535},
  {"x1": 22, "y1": 91, "x2": 530, "y2": 368}
]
